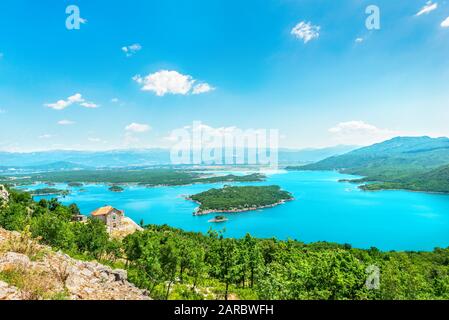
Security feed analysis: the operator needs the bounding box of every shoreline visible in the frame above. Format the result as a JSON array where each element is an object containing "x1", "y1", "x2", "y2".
[
  {"x1": 358, "y1": 185, "x2": 449, "y2": 195},
  {"x1": 335, "y1": 173, "x2": 449, "y2": 196},
  {"x1": 9, "y1": 175, "x2": 265, "y2": 189},
  {"x1": 187, "y1": 197, "x2": 294, "y2": 216}
]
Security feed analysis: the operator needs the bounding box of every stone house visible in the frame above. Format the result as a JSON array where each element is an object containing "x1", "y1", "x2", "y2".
[
  {"x1": 91, "y1": 206, "x2": 124, "y2": 232},
  {"x1": 72, "y1": 214, "x2": 88, "y2": 223}
]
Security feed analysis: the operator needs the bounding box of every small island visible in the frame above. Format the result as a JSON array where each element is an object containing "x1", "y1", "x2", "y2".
[
  {"x1": 188, "y1": 185, "x2": 293, "y2": 215},
  {"x1": 30, "y1": 188, "x2": 69, "y2": 196},
  {"x1": 109, "y1": 185, "x2": 125, "y2": 192},
  {"x1": 68, "y1": 182, "x2": 84, "y2": 187},
  {"x1": 208, "y1": 215, "x2": 229, "y2": 223}
]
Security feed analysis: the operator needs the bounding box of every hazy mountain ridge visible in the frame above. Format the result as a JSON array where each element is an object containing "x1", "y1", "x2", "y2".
[
  {"x1": 0, "y1": 145, "x2": 357, "y2": 168},
  {"x1": 294, "y1": 136, "x2": 449, "y2": 193},
  {"x1": 301, "y1": 137, "x2": 449, "y2": 173}
]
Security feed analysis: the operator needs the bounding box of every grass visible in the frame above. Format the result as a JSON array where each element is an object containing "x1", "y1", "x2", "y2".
[{"x1": 0, "y1": 267, "x2": 69, "y2": 300}]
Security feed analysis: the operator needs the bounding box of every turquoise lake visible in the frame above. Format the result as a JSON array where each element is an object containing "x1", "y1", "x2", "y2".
[{"x1": 21, "y1": 171, "x2": 449, "y2": 252}]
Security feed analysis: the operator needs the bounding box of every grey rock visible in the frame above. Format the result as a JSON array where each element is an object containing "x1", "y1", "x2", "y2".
[
  {"x1": 0, "y1": 281, "x2": 22, "y2": 300},
  {"x1": 0, "y1": 252, "x2": 31, "y2": 271}
]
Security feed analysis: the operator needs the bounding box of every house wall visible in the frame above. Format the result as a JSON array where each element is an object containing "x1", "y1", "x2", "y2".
[
  {"x1": 105, "y1": 210, "x2": 123, "y2": 230},
  {"x1": 96, "y1": 215, "x2": 108, "y2": 224}
]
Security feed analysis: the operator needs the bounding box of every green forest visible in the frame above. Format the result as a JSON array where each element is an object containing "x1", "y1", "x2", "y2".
[
  {"x1": 0, "y1": 169, "x2": 265, "y2": 187},
  {"x1": 289, "y1": 137, "x2": 449, "y2": 193},
  {"x1": 189, "y1": 186, "x2": 293, "y2": 214},
  {"x1": 29, "y1": 188, "x2": 69, "y2": 196},
  {"x1": 1, "y1": 186, "x2": 449, "y2": 300}
]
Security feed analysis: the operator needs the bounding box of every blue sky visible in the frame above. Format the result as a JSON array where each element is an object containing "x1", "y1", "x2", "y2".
[{"x1": 0, "y1": 0, "x2": 449, "y2": 151}]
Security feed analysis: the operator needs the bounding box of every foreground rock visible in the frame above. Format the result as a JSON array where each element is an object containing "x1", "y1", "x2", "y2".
[
  {"x1": 0, "y1": 281, "x2": 24, "y2": 300},
  {"x1": 0, "y1": 228, "x2": 149, "y2": 300}
]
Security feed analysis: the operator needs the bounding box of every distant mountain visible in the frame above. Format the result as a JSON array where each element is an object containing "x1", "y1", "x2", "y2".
[
  {"x1": 360, "y1": 164, "x2": 449, "y2": 193},
  {"x1": 0, "y1": 149, "x2": 171, "y2": 168},
  {"x1": 23, "y1": 161, "x2": 92, "y2": 171},
  {"x1": 0, "y1": 161, "x2": 92, "y2": 173},
  {"x1": 293, "y1": 136, "x2": 449, "y2": 193},
  {"x1": 412, "y1": 164, "x2": 449, "y2": 192},
  {"x1": 278, "y1": 145, "x2": 358, "y2": 164},
  {"x1": 300, "y1": 136, "x2": 449, "y2": 177},
  {"x1": 0, "y1": 145, "x2": 356, "y2": 168}
]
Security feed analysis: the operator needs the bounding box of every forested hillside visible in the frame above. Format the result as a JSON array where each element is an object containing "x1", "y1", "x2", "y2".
[
  {"x1": 189, "y1": 185, "x2": 293, "y2": 214},
  {"x1": 2, "y1": 185, "x2": 449, "y2": 300},
  {"x1": 290, "y1": 137, "x2": 449, "y2": 193}
]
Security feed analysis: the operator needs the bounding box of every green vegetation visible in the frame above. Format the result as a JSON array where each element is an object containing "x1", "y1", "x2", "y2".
[
  {"x1": 29, "y1": 188, "x2": 69, "y2": 196},
  {"x1": 289, "y1": 137, "x2": 449, "y2": 193},
  {"x1": 0, "y1": 188, "x2": 119, "y2": 261},
  {"x1": 3, "y1": 186, "x2": 449, "y2": 300},
  {"x1": 68, "y1": 182, "x2": 83, "y2": 187},
  {"x1": 0, "y1": 169, "x2": 265, "y2": 187},
  {"x1": 189, "y1": 186, "x2": 293, "y2": 214},
  {"x1": 209, "y1": 215, "x2": 228, "y2": 223},
  {"x1": 357, "y1": 165, "x2": 449, "y2": 193},
  {"x1": 108, "y1": 185, "x2": 124, "y2": 192}
]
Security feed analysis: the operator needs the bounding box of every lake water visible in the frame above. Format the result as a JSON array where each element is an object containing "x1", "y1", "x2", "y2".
[{"x1": 21, "y1": 171, "x2": 449, "y2": 252}]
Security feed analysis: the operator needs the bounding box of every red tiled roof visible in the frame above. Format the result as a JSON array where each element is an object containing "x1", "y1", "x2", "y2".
[{"x1": 91, "y1": 206, "x2": 123, "y2": 217}]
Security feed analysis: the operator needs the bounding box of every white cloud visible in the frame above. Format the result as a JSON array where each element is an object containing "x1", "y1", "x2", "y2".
[
  {"x1": 122, "y1": 43, "x2": 142, "y2": 57},
  {"x1": 192, "y1": 83, "x2": 214, "y2": 94},
  {"x1": 45, "y1": 93, "x2": 99, "y2": 110},
  {"x1": 125, "y1": 122, "x2": 151, "y2": 133},
  {"x1": 441, "y1": 16, "x2": 449, "y2": 27},
  {"x1": 67, "y1": 93, "x2": 84, "y2": 103},
  {"x1": 123, "y1": 123, "x2": 151, "y2": 146},
  {"x1": 111, "y1": 98, "x2": 119, "y2": 103},
  {"x1": 416, "y1": 1, "x2": 438, "y2": 16},
  {"x1": 133, "y1": 70, "x2": 213, "y2": 96},
  {"x1": 57, "y1": 120, "x2": 75, "y2": 125},
  {"x1": 39, "y1": 134, "x2": 53, "y2": 139},
  {"x1": 133, "y1": 71, "x2": 192, "y2": 96},
  {"x1": 80, "y1": 101, "x2": 99, "y2": 108},
  {"x1": 45, "y1": 93, "x2": 84, "y2": 110},
  {"x1": 165, "y1": 122, "x2": 265, "y2": 150},
  {"x1": 355, "y1": 37, "x2": 364, "y2": 43},
  {"x1": 88, "y1": 137, "x2": 105, "y2": 143},
  {"x1": 291, "y1": 21, "x2": 320, "y2": 43},
  {"x1": 328, "y1": 121, "x2": 399, "y2": 146}
]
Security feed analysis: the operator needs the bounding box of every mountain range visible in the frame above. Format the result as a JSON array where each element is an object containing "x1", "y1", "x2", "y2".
[
  {"x1": 0, "y1": 145, "x2": 357, "y2": 169},
  {"x1": 294, "y1": 136, "x2": 449, "y2": 193}
]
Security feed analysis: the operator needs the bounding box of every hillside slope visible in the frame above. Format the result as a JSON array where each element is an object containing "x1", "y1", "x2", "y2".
[
  {"x1": 300, "y1": 136, "x2": 449, "y2": 175},
  {"x1": 291, "y1": 136, "x2": 449, "y2": 193},
  {"x1": 360, "y1": 164, "x2": 449, "y2": 193},
  {"x1": 0, "y1": 228, "x2": 149, "y2": 300}
]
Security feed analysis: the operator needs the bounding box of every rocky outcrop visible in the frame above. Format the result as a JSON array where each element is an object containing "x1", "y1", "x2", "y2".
[
  {"x1": 0, "y1": 281, "x2": 24, "y2": 300},
  {"x1": 110, "y1": 217, "x2": 144, "y2": 239},
  {"x1": 0, "y1": 228, "x2": 149, "y2": 300},
  {"x1": 0, "y1": 185, "x2": 9, "y2": 206}
]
